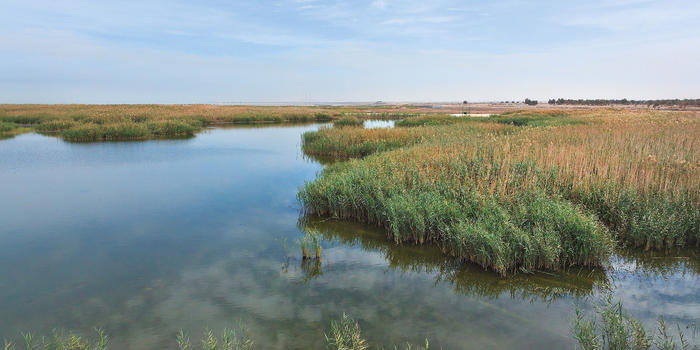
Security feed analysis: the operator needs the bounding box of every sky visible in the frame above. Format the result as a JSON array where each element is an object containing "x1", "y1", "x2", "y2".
[{"x1": 1, "y1": 0, "x2": 699, "y2": 103}]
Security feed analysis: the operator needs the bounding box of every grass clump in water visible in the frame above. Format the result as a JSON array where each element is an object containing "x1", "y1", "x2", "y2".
[
  {"x1": 572, "y1": 295, "x2": 698, "y2": 350},
  {"x1": 299, "y1": 229, "x2": 322, "y2": 259},
  {"x1": 333, "y1": 116, "x2": 364, "y2": 128}
]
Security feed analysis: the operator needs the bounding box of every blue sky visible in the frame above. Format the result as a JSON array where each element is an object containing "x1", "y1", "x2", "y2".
[{"x1": 1, "y1": 0, "x2": 699, "y2": 103}]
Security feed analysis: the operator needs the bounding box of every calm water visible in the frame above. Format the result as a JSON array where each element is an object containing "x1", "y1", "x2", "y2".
[{"x1": 0, "y1": 125, "x2": 698, "y2": 349}]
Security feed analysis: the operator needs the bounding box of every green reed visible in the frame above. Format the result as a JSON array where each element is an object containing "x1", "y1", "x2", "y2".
[
  {"x1": 299, "y1": 229, "x2": 322, "y2": 259},
  {"x1": 299, "y1": 110, "x2": 699, "y2": 275}
]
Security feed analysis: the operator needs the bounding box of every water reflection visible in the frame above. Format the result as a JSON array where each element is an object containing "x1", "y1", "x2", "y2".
[
  {"x1": 613, "y1": 248, "x2": 700, "y2": 277},
  {"x1": 299, "y1": 217, "x2": 609, "y2": 302},
  {"x1": 0, "y1": 126, "x2": 697, "y2": 349},
  {"x1": 297, "y1": 216, "x2": 699, "y2": 333}
]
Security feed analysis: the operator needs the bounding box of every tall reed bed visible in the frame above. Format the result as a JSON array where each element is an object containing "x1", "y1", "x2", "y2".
[
  {"x1": 299, "y1": 110, "x2": 699, "y2": 275},
  {"x1": 299, "y1": 229, "x2": 322, "y2": 259}
]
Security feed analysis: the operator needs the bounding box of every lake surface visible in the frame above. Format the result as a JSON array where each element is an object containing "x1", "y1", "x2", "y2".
[{"x1": 0, "y1": 124, "x2": 698, "y2": 349}]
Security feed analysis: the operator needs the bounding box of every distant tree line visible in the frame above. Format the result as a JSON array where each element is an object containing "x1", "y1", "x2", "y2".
[
  {"x1": 546, "y1": 98, "x2": 700, "y2": 108},
  {"x1": 524, "y1": 98, "x2": 538, "y2": 106}
]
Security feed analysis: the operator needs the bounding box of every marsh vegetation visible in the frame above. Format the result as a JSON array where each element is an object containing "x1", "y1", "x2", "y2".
[
  {"x1": 299, "y1": 109, "x2": 699, "y2": 275},
  {"x1": 0, "y1": 105, "x2": 345, "y2": 141}
]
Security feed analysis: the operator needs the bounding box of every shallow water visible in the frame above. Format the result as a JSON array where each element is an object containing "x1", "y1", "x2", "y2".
[{"x1": 0, "y1": 125, "x2": 698, "y2": 349}]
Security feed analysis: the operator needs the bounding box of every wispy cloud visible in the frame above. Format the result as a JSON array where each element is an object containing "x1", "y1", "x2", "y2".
[
  {"x1": 381, "y1": 16, "x2": 457, "y2": 25},
  {"x1": 0, "y1": 0, "x2": 698, "y2": 102}
]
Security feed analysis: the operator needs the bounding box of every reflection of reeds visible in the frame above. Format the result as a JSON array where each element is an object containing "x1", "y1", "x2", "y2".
[
  {"x1": 300, "y1": 217, "x2": 611, "y2": 301},
  {"x1": 301, "y1": 256, "x2": 323, "y2": 282}
]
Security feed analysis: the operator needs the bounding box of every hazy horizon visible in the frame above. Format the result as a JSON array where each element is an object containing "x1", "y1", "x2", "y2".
[{"x1": 2, "y1": 0, "x2": 699, "y2": 104}]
